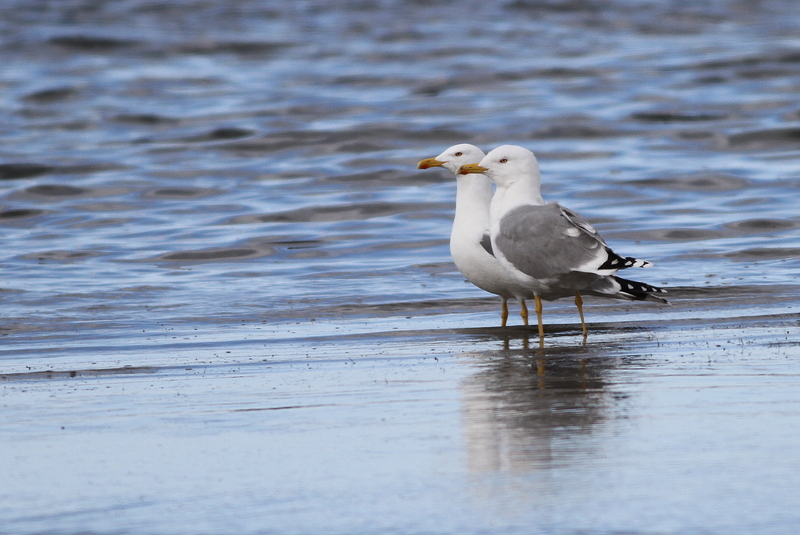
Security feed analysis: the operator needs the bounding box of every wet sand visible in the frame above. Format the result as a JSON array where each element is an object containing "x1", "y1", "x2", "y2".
[{"x1": 4, "y1": 287, "x2": 800, "y2": 533}]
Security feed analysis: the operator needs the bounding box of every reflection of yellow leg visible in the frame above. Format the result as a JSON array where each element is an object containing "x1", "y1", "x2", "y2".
[
  {"x1": 537, "y1": 358, "x2": 545, "y2": 390},
  {"x1": 535, "y1": 294, "x2": 544, "y2": 346},
  {"x1": 501, "y1": 298, "x2": 509, "y2": 327},
  {"x1": 520, "y1": 300, "x2": 529, "y2": 326},
  {"x1": 575, "y1": 291, "x2": 588, "y2": 339}
]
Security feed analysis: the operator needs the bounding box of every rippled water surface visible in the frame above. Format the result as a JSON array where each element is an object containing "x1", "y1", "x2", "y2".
[{"x1": 2, "y1": 1, "x2": 800, "y2": 533}]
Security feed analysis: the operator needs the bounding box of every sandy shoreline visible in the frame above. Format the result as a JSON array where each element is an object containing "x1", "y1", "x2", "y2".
[{"x1": 3, "y1": 285, "x2": 800, "y2": 532}]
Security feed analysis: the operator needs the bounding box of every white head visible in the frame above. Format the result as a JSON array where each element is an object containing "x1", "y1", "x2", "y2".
[
  {"x1": 417, "y1": 143, "x2": 485, "y2": 175},
  {"x1": 460, "y1": 145, "x2": 541, "y2": 189}
]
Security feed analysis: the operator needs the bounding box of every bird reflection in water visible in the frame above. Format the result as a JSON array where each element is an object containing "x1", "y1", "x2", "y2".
[{"x1": 460, "y1": 332, "x2": 625, "y2": 473}]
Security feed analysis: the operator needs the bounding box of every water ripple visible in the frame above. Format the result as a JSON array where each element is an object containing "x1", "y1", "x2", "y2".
[{"x1": 1, "y1": 0, "x2": 799, "y2": 340}]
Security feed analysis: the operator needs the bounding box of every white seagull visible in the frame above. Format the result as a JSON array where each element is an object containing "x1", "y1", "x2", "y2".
[
  {"x1": 458, "y1": 145, "x2": 667, "y2": 342},
  {"x1": 417, "y1": 143, "x2": 534, "y2": 326}
]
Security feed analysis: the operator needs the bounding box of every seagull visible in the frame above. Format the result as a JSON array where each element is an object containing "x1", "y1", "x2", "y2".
[
  {"x1": 458, "y1": 145, "x2": 667, "y2": 342},
  {"x1": 417, "y1": 143, "x2": 534, "y2": 326}
]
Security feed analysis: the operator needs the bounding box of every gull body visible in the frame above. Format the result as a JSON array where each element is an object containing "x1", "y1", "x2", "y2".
[
  {"x1": 459, "y1": 145, "x2": 666, "y2": 341},
  {"x1": 417, "y1": 144, "x2": 534, "y2": 326}
]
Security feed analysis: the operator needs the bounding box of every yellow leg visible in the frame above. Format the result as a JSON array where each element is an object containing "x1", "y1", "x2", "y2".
[
  {"x1": 575, "y1": 291, "x2": 588, "y2": 339},
  {"x1": 501, "y1": 298, "x2": 509, "y2": 327},
  {"x1": 535, "y1": 294, "x2": 544, "y2": 346},
  {"x1": 519, "y1": 300, "x2": 529, "y2": 326}
]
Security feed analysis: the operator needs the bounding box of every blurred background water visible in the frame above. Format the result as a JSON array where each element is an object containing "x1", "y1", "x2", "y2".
[
  {"x1": 2, "y1": 0, "x2": 800, "y2": 344},
  {"x1": 2, "y1": 1, "x2": 800, "y2": 533}
]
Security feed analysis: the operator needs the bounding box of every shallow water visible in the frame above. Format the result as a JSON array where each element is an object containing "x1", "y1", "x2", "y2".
[{"x1": 2, "y1": 1, "x2": 800, "y2": 533}]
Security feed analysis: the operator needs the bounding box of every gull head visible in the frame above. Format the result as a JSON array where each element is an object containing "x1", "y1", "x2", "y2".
[
  {"x1": 463, "y1": 145, "x2": 541, "y2": 189},
  {"x1": 417, "y1": 143, "x2": 485, "y2": 175}
]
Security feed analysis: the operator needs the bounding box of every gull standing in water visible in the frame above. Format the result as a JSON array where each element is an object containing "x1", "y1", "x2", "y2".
[
  {"x1": 458, "y1": 145, "x2": 667, "y2": 343},
  {"x1": 417, "y1": 144, "x2": 534, "y2": 326}
]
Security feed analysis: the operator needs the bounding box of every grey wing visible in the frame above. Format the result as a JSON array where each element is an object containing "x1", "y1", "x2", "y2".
[
  {"x1": 559, "y1": 206, "x2": 607, "y2": 245},
  {"x1": 560, "y1": 205, "x2": 653, "y2": 270},
  {"x1": 495, "y1": 203, "x2": 607, "y2": 279},
  {"x1": 479, "y1": 233, "x2": 494, "y2": 256}
]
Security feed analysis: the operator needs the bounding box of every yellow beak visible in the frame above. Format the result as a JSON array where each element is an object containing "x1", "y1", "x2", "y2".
[
  {"x1": 457, "y1": 163, "x2": 488, "y2": 175},
  {"x1": 417, "y1": 158, "x2": 445, "y2": 170}
]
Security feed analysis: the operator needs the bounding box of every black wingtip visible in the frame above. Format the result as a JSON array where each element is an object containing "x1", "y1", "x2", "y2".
[
  {"x1": 612, "y1": 275, "x2": 668, "y2": 302},
  {"x1": 598, "y1": 248, "x2": 653, "y2": 271}
]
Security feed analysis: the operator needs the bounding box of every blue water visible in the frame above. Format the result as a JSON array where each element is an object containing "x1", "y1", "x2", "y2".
[{"x1": 2, "y1": 1, "x2": 800, "y2": 533}]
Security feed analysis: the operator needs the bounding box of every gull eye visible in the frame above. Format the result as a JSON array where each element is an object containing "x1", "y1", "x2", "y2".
[
  {"x1": 499, "y1": 158, "x2": 508, "y2": 163},
  {"x1": 454, "y1": 151, "x2": 463, "y2": 157}
]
